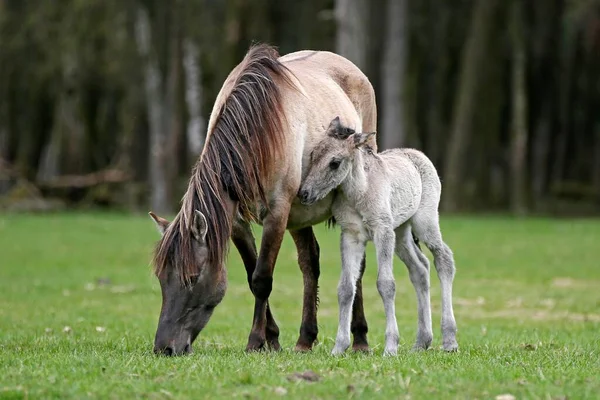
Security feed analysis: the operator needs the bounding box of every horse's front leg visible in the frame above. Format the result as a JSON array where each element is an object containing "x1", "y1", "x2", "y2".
[
  {"x1": 332, "y1": 230, "x2": 366, "y2": 355},
  {"x1": 232, "y1": 218, "x2": 281, "y2": 351},
  {"x1": 374, "y1": 227, "x2": 399, "y2": 356},
  {"x1": 246, "y1": 201, "x2": 291, "y2": 352},
  {"x1": 351, "y1": 254, "x2": 370, "y2": 352},
  {"x1": 290, "y1": 227, "x2": 321, "y2": 352}
]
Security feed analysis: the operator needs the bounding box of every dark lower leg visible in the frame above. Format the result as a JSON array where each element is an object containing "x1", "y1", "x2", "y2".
[
  {"x1": 351, "y1": 254, "x2": 370, "y2": 351},
  {"x1": 290, "y1": 227, "x2": 320, "y2": 351},
  {"x1": 247, "y1": 208, "x2": 289, "y2": 351},
  {"x1": 231, "y1": 219, "x2": 280, "y2": 350}
]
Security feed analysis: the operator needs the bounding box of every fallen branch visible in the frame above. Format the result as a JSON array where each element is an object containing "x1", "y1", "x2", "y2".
[{"x1": 38, "y1": 169, "x2": 132, "y2": 189}]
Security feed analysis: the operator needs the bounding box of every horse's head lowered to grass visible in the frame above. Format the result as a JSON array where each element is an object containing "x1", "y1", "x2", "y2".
[{"x1": 148, "y1": 210, "x2": 227, "y2": 356}]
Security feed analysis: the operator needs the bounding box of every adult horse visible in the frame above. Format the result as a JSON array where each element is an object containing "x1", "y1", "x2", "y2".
[{"x1": 148, "y1": 44, "x2": 377, "y2": 355}]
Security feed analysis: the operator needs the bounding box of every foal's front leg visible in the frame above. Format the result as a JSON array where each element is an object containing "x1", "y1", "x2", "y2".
[
  {"x1": 332, "y1": 230, "x2": 366, "y2": 355},
  {"x1": 374, "y1": 227, "x2": 399, "y2": 356},
  {"x1": 246, "y1": 202, "x2": 291, "y2": 352}
]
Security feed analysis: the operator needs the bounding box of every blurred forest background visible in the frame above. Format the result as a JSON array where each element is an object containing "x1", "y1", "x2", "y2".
[{"x1": 1, "y1": 0, "x2": 600, "y2": 215}]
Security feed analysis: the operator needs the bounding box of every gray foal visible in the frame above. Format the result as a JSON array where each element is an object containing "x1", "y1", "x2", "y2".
[{"x1": 299, "y1": 117, "x2": 458, "y2": 355}]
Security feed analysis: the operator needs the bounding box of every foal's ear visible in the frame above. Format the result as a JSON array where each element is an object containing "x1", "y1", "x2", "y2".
[
  {"x1": 191, "y1": 210, "x2": 208, "y2": 243},
  {"x1": 353, "y1": 131, "x2": 377, "y2": 148},
  {"x1": 327, "y1": 116, "x2": 355, "y2": 139},
  {"x1": 149, "y1": 212, "x2": 170, "y2": 236}
]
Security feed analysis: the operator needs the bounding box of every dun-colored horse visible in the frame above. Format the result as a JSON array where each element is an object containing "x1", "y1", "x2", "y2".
[{"x1": 148, "y1": 44, "x2": 377, "y2": 355}]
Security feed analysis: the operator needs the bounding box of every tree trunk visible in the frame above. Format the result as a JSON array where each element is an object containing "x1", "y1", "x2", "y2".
[
  {"x1": 135, "y1": 5, "x2": 171, "y2": 214},
  {"x1": 182, "y1": 38, "x2": 205, "y2": 164},
  {"x1": 37, "y1": 53, "x2": 86, "y2": 182},
  {"x1": 335, "y1": 0, "x2": 368, "y2": 71},
  {"x1": 593, "y1": 123, "x2": 600, "y2": 199},
  {"x1": 509, "y1": 0, "x2": 528, "y2": 215},
  {"x1": 531, "y1": 100, "x2": 551, "y2": 206},
  {"x1": 380, "y1": 0, "x2": 407, "y2": 150},
  {"x1": 442, "y1": 0, "x2": 500, "y2": 212}
]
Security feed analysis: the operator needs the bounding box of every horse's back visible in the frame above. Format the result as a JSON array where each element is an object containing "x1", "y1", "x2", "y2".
[{"x1": 279, "y1": 50, "x2": 377, "y2": 135}]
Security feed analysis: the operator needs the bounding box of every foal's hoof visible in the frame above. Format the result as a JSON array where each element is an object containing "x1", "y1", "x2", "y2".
[
  {"x1": 383, "y1": 348, "x2": 398, "y2": 357},
  {"x1": 331, "y1": 344, "x2": 349, "y2": 356},
  {"x1": 442, "y1": 341, "x2": 459, "y2": 352}
]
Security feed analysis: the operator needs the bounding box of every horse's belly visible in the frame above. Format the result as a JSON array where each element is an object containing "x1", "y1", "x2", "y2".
[{"x1": 286, "y1": 193, "x2": 334, "y2": 230}]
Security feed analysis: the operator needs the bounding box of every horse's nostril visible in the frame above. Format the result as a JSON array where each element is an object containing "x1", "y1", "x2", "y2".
[
  {"x1": 163, "y1": 346, "x2": 174, "y2": 356},
  {"x1": 183, "y1": 343, "x2": 191, "y2": 353}
]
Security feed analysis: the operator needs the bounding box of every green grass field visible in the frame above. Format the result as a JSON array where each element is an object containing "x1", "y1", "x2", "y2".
[{"x1": 1, "y1": 213, "x2": 599, "y2": 399}]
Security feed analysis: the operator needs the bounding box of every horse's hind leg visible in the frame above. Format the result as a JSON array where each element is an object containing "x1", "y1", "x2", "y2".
[
  {"x1": 395, "y1": 224, "x2": 433, "y2": 350},
  {"x1": 232, "y1": 218, "x2": 281, "y2": 351},
  {"x1": 412, "y1": 212, "x2": 458, "y2": 352},
  {"x1": 290, "y1": 227, "x2": 321, "y2": 352},
  {"x1": 351, "y1": 254, "x2": 370, "y2": 352}
]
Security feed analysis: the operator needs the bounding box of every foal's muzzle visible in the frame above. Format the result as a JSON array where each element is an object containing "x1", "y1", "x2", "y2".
[{"x1": 298, "y1": 189, "x2": 316, "y2": 205}]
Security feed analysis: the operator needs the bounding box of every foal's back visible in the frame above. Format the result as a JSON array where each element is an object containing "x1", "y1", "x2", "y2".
[{"x1": 363, "y1": 148, "x2": 441, "y2": 228}]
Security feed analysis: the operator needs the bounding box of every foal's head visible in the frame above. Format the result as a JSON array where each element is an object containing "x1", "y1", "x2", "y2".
[
  {"x1": 299, "y1": 117, "x2": 375, "y2": 205},
  {"x1": 148, "y1": 211, "x2": 227, "y2": 356}
]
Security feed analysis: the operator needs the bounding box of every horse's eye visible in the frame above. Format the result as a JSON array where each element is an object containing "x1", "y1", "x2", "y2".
[{"x1": 329, "y1": 159, "x2": 341, "y2": 170}]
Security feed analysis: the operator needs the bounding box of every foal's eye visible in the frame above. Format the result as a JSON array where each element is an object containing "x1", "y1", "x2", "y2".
[{"x1": 329, "y1": 159, "x2": 341, "y2": 170}]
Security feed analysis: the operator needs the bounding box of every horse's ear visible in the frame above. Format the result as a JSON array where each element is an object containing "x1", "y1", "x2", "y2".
[
  {"x1": 327, "y1": 117, "x2": 355, "y2": 139},
  {"x1": 149, "y1": 212, "x2": 170, "y2": 236},
  {"x1": 353, "y1": 131, "x2": 377, "y2": 148},
  {"x1": 191, "y1": 210, "x2": 208, "y2": 243}
]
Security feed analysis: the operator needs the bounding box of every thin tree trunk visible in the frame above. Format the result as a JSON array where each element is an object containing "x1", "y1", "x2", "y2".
[
  {"x1": 135, "y1": 5, "x2": 171, "y2": 214},
  {"x1": 593, "y1": 123, "x2": 600, "y2": 199},
  {"x1": 442, "y1": 0, "x2": 500, "y2": 211},
  {"x1": 182, "y1": 39, "x2": 205, "y2": 163},
  {"x1": 335, "y1": 0, "x2": 368, "y2": 71},
  {"x1": 380, "y1": 0, "x2": 407, "y2": 150},
  {"x1": 531, "y1": 100, "x2": 551, "y2": 206},
  {"x1": 38, "y1": 53, "x2": 86, "y2": 181},
  {"x1": 509, "y1": 0, "x2": 528, "y2": 215}
]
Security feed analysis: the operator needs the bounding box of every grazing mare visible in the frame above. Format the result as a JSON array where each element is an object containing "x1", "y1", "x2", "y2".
[
  {"x1": 298, "y1": 118, "x2": 458, "y2": 355},
  {"x1": 148, "y1": 44, "x2": 377, "y2": 355}
]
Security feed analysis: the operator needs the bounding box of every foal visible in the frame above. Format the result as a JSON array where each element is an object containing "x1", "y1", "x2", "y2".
[{"x1": 299, "y1": 117, "x2": 458, "y2": 355}]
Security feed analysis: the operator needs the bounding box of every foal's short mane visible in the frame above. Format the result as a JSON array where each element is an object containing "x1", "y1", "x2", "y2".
[{"x1": 153, "y1": 44, "x2": 295, "y2": 284}]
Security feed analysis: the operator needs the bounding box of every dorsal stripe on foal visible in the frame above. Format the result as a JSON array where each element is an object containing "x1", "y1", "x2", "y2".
[{"x1": 153, "y1": 44, "x2": 296, "y2": 284}]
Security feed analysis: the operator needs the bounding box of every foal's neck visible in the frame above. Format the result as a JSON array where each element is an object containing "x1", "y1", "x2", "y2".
[{"x1": 341, "y1": 149, "x2": 372, "y2": 199}]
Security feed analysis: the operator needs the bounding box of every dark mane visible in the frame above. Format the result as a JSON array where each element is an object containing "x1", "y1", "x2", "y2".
[{"x1": 153, "y1": 44, "x2": 295, "y2": 284}]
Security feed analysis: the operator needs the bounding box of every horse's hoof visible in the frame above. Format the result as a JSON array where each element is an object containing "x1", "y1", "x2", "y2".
[
  {"x1": 267, "y1": 340, "x2": 282, "y2": 352},
  {"x1": 352, "y1": 343, "x2": 370, "y2": 353},
  {"x1": 246, "y1": 333, "x2": 266, "y2": 352}
]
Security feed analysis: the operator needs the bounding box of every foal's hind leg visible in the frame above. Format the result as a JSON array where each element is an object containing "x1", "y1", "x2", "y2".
[
  {"x1": 395, "y1": 225, "x2": 433, "y2": 350},
  {"x1": 412, "y1": 212, "x2": 458, "y2": 352},
  {"x1": 232, "y1": 219, "x2": 281, "y2": 351},
  {"x1": 290, "y1": 227, "x2": 321, "y2": 352}
]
